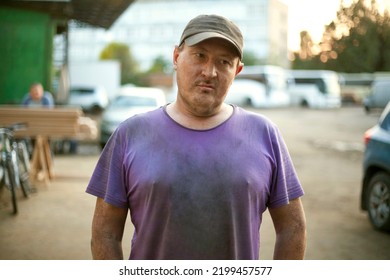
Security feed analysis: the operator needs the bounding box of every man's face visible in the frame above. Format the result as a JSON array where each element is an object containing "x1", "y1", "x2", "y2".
[
  {"x1": 173, "y1": 38, "x2": 243, "y2": 117},
  {"x1": 30, "y1": 85, "x2": 44, "y2": 100}
]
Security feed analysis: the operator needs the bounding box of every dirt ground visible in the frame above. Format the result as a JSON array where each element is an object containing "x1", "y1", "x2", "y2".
[
  {"x1": 1, "y1": 106, "x2": 390, "y2": 260},
  {"x1": 258, "y1": 106, "x2": 390, "y2": 260}
]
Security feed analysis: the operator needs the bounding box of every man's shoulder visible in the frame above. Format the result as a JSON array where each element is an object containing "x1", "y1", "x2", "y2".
[
  {"x1": 135, "y1": 106, "x2": 164, "y2": 119},
  {"x1": 42, "y1": 92, "x2": 54, "y2": 106},
  {"x1": 233, "y1": 106, "x2": 274, "y2": 126},
  {"x1": 112, "y1": 106, "x2": 165, "y2": 140},
  {"x1": 120, "y1": 106, "x2": 164, "y2": 126},
  {"x1": 43, "y1": 91, "x2": 53, "y2": 99}
]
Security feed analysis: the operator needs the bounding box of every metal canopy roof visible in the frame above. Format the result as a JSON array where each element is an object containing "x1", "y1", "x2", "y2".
[{"x1": 0, "y1": 0, "x2": 135, "y2": 29}]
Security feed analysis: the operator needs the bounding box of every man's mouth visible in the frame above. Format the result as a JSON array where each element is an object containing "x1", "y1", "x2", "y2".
[{"x1": 196, "y1": 82, "x2": 215, "y2": 91}]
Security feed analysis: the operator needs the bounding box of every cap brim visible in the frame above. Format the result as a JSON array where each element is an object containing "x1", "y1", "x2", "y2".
[{"x1": 184, "y1": 32, "x2": 242, "y2": 59}]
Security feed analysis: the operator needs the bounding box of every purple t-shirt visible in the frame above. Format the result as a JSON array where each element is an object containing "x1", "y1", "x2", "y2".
[{"x1": 86, "y1": 105, "x2": 304, "y2": 260}]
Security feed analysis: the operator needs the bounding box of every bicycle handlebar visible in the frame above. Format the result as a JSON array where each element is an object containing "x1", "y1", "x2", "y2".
[{"x1": 0, "y1": 122, "x2": 28, "y2": 133}]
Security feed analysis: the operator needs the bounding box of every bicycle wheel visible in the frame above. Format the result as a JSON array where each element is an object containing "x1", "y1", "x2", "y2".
[
  {"x1": 5, "y1": 160, "x2": 18, "y2": 214},
  {"x1": 17, "y1": 141, "x2": 31, "y2": 197},
  {"x1": 17, "y1": 141, "x2": 30, "y2": 171},
  {"x1": 19, "y1": 163, "x2": 31, "y2": 198}
]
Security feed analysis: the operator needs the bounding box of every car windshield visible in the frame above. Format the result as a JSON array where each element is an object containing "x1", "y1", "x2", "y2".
[
  {"x1": 294, "y1": 78, "x2": 327, "y2": 94},
  {"x1": 110, "y1": 95, "x2": 157, "y2": 108},
  {"x1": 70, "y1": 88, "x2": 94, "y2": 95}
]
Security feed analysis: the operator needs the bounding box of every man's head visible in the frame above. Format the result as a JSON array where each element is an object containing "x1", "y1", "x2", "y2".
[
  {"x1": 173, "y1": 15, "x2": 244, "y2": 117},
  {"x1": 29, "y1": 83, "x2": 44, "y2": 101},
  {"x1": 179, "y1": 14, "x2": 243, "y2": 61}
]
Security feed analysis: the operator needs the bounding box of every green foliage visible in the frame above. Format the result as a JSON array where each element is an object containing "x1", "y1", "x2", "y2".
[
  {"x1": 99, "y1": 42, "x2": 140, "y2": 84},
  {"x1": 292, "y1": 0, "x2": 390, "y2": 73},
  {"x1": 242, "y1": 51, "x2": 261, "y2": 66},
  {"x1": 147, "y1": 55, "x2": 171, "y2": 73},
  {"x1": 377, "y1": 10, "x2": 390, "y2": 70}
]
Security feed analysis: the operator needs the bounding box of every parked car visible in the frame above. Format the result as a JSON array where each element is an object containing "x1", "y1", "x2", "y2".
[
  {"x1": 361, "y1": 101, "x2": 390, "y2": 232},
  {"x1": 99, "y1": 86, "x2": 166, "y2": 148},
  {"x1": 363, "y1": 79, "x2": 390, "y2": 113},
  {"x1": 68, "y1": 85, "x2": 109, "y2": 114}
]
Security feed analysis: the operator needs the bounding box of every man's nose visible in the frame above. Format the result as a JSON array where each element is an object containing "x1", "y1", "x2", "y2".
[{"x1": 201, "y1": 61, "x2": 217, "y2": 78}]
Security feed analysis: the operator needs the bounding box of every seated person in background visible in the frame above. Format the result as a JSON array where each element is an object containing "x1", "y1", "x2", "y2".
[
  {"x1": 22, "y1": 83, "x2": 54, "y2": 108},
  {"x1": 22, "y1": 83, "x2": 78, "y2": 154},
  {"x1": 21, "y1": 83, "x2": 56, "y2": 157}
]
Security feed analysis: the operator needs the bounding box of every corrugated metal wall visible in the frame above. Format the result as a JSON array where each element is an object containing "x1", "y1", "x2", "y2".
[{"x1": 0, "y1": 7, "x2": 54, "y2": 104}]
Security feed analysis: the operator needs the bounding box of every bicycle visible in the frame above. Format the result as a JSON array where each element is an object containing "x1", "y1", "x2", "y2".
[{"x1": 0, "y1": 123, "x2": 31, "y2": 214}]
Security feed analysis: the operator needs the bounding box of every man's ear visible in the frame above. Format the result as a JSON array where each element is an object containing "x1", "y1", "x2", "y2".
[
  {"x1": 173, "y1": 46, "x2": 180, "y2": 70},
  {"x1": 235, "y1": 62, "x2": 244, "y2": 76}
]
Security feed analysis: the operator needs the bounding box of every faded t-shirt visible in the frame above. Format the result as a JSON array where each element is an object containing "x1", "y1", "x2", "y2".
[{"x1": 86, "y1": 105, "x2": 304, "y2": 259}]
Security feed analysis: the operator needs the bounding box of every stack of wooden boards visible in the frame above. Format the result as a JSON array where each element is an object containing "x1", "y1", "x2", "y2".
[{"x1": 0, "y1": 106, "x2": 98, "y2": 185}]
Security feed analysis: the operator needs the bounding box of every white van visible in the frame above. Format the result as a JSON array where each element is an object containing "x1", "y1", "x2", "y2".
[
  {"x1": 287, "y1": 70, "x2": 342, "y2": 108},
  {"x1": 225, "y1": 79, "x2": 267, "y2": 108},
  {"x1": 363, "y1": 79, "x2": 390, "y2": 113},
  {"x1": 236, "y1": 65, "x2": 290, "y2": 107}
]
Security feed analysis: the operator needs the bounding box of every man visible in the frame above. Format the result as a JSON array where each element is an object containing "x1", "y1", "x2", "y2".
[
  {"x1": 21, "y1": 83, "x2": 55, "y2": 157},
  {"x1": 22, "y1": 83, "x2": 54, "y2": 108},
  {"x1": 86, "y1": 14, "x2": 306, "y2": 260}
]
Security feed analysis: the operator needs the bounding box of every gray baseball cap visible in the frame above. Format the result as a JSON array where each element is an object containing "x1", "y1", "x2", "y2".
[{"x1": 179, "y1": 14, "x2": 244, "y2": 60}]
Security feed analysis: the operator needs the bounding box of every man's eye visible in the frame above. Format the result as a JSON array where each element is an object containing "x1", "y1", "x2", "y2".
[{"x1": 221, "y1": 59, "x2": 233, "y2": 66}]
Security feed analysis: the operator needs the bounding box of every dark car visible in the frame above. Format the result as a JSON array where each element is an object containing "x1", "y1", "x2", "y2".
[{"x1": 361, "y1": 101, "x2": 390, "y2": 232}]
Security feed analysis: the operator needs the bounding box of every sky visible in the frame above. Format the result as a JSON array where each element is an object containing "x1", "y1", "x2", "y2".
[{"x1": 281, "y1": 0, "x2": 390, "y2": 51}]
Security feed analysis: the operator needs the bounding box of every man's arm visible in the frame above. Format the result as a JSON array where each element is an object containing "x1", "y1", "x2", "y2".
[
  {"x1": 91, "y1": 197, "x2": 128, "y2": 259},
  {"x1": 43, "y1": 92, "x2": 55, "y2": 108},
  {"x1": 21, "y1": 95, "x2": 29, "y2": 106},
  {"x1": 269, "y1": 197, "x2": 307, "y2": 260}
]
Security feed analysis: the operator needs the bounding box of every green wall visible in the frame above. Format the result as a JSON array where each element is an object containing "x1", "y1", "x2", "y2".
[{"x1": 0, "y1": 7, "x2": 54, "y2": 104}]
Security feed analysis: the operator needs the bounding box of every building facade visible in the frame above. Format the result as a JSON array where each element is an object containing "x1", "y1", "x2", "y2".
[
  {"x1": 0, "y1": 7, "x2": 55, "y2": 104},
  {"x1": 69, "y1": 0, "x2": 289, "y2": 71}
]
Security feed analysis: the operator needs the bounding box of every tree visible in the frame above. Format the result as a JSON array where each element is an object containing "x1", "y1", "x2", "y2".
[
  {"x1": 100, "y1": 42, "x2": 139, "y2": 84},
  {"x1": 377, "y1": 9, "x2": 390, "y2": 70},
  {"x1": 299, "y1": 31, "x2": 314, "y2": 60},
  {"x1": 325, "y1": 0, "x2": 382, "y2": 72},
  {"x1": 242, "y1": 50, "x2": 261, "y2": 66},
  {"x1": 291, "y1": 31, "x2": 321, "y2": 70},
  {"x1": 292, "y1": 0, "x2": 390, "y2": 72},
  {"x1": 147, "y1": 55, "x2": 171, "y2": 74}
]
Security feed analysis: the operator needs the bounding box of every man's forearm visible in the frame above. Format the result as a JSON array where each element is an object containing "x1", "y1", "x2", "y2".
[
  {"x1": 90, "y1": 198, "x2": 128, "y2": 260},
  {"x1": 273, "y1": 228, "x2": 306, "y2": 260},
  {"x1": 91, "y1": 237, "x2": 124, "y2": 260}
]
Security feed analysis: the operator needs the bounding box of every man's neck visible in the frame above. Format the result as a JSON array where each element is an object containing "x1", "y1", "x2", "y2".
[{"x1": 166, "y1": 102, "x2": 233, "y2": 130}]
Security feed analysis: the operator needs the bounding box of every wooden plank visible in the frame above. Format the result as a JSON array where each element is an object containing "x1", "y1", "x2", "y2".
[
  {"x1": 0, "y1": 106, "x2": 82, "y2": 116},
  {"x1": 0, "y1": 106, "x2": 97, "y2": 139},
  {"x1": 0, "y1": 106, "x2": 98, "y2": 185},
  {"x1": 0, "y1": 107, "x2": 83, "y2": 138}
]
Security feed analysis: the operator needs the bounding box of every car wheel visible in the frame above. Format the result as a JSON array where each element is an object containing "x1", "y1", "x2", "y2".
[
  {"x1": 244, "y1": 97, "x2": 253, "y2": 107},
  {"x1": 300, "y1": 99, "x2": 309, "y2": 108},
  {"x1": 90, "y1": 105, "x2": 103, "y2": 115},
  {"x1": 367, "y1": 172, "x2": 390, "y2": 232}
]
